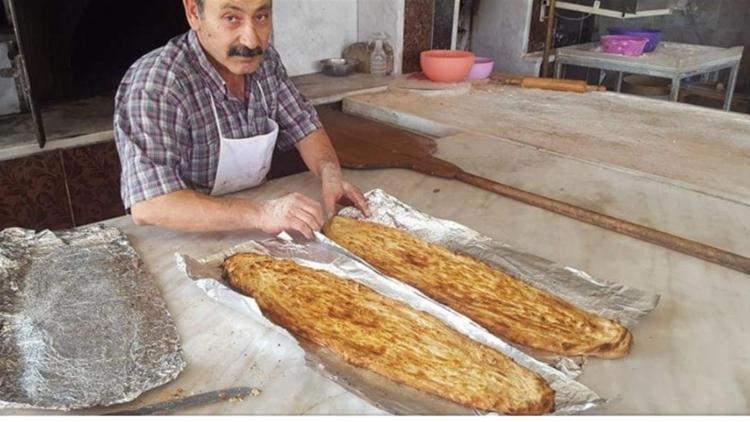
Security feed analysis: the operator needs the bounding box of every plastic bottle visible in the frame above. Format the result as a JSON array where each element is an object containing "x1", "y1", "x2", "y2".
[{"x1": 370, "y1": 39, "x2": 387, "y2": 76}]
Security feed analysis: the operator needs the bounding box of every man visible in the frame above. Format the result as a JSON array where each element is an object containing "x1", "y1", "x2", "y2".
[{"x1": 114, "y1": 0, "x2": 369, "y2": 239}]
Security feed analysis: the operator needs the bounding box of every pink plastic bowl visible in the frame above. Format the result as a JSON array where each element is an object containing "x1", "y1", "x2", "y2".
[
  {"x1": 469, "y1": 57, "x2": 494, "y2": 81},
  {"x1": 601, "y1": 35, "x2": 649, "y2": 57},
  {"x1": 420, "y1": 50, "x2": 475, "y2": 83}
]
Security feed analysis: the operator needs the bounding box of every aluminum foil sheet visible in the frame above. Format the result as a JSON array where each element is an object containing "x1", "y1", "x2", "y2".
[
  {"x1": 0, "y1": 225, "x2": 186, "y2": 411},
  {"x1": 338, "y1": 189, "x2": 661, "y2": 376},
  {"x1": 177, "y1": 234, "x2": 604, "y2": 415}
]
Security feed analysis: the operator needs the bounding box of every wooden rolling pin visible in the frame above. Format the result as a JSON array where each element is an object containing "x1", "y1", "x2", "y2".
[{"x1": 491, "y1": 75, "x2": 607, "y2": 93}]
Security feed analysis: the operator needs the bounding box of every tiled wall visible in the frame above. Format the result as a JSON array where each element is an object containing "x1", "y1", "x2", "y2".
[
  {"x1": 0, "y1": 151, "x2": 73, "y2": 230},
  {"x1": 403, "y1": 0, "x2": 436, "y2": 73},
  {"x1": 61, "y1": 142, "x2": 126, "y2": 227},
  {"x1": 0, "y1": 138, "x2": 315, "y2": 231},
  {"x1": 0, "y1": 141, "x2": 125, "y2": 231}
]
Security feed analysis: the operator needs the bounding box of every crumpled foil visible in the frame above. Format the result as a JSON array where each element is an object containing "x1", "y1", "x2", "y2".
[
  {"x1": 338, "y1": 189, "x2": 661, "y2": 376},
  {"x1": 0, "y1": 225, "x2": 186, "y2": 411},
  {"x1": 177, "y1": 234, "x2": 604, "y2": 414}
]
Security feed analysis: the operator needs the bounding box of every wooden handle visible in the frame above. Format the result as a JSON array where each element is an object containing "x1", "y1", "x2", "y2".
[
  {"x1": 491, "y1": 75, "x2": 605, "y2": 93},
  {"x1": 322, "y1": 106, "x2": 747, "y2": 274},
  {"x1": 454, "y1": 171, "x2": 750, "y2": 274},
  {"x1": 521, "y1": 77, "x2": 588, "y2": 93}
]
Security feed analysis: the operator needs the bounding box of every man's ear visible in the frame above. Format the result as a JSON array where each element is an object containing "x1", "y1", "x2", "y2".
[{"x1": 183, "y1": 0, "x2": 202, "y2": 31}]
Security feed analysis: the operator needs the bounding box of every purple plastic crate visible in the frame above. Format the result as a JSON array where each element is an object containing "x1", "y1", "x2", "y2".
[
  {"x1": 601, "y1": 35, "x2": 649, "y2": 57},
  {"x1": 607, "y1": 27, "x2": 662, "y2": 52}
]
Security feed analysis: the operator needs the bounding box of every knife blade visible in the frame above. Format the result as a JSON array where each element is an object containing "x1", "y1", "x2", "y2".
[{"x1": 104, "y1": 387, "x2": 255, "y2": 415}]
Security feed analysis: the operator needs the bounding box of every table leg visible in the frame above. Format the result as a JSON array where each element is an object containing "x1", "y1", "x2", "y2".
[
  {"x1": 616, "y1": 72, "x2": 624, "y2": 93},
  {"x1": 670, "y1": 77, "x2": 682, "y2": 102},
  {"x1": 724, "y1": 64, "x2": 740, "y2": 111},
  {"x1": 554, "y1": 61, "x2": 563, "y2": 79}
]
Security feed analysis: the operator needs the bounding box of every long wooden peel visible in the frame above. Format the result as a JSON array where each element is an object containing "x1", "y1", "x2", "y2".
[{"x1": 319, "y1": 108, "x2": 750, "y2": 275}]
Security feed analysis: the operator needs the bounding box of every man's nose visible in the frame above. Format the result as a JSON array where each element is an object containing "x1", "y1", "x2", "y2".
[{"x1": 239, "y1": 21, "x2": 261, "y2": 48}]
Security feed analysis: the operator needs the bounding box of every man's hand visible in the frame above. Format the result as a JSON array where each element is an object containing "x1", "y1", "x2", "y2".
[
  {"x1": 320, "y1": 163, "x2": 370, "y2": 219},
  {"x1": 258, "y1": 193, "x2": 325, "y2": 239},
  {"x1": 294, "y1": 128, "x2": 370, "y2": 219}
]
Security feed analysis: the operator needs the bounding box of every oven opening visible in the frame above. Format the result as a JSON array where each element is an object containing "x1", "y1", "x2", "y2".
[
  {"x1": 69, "y1": 0, "x2": 189, "y2": 101},
  {"x1": 1, "y1": 0, "x2": 189, "y2": 147}
]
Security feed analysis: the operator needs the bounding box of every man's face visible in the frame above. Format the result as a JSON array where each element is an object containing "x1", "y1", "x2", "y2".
[{"x1": 185, "y1": 0, "x2": 272, "y2": 76}]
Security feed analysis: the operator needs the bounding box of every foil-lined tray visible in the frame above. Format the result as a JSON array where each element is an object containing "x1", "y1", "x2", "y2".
[
  {"x1": 177, "y1": 233, "x2": 604, "y2": 414},
  {"x1": 0, "y1": 225, "x2": 186, "y2": 411},
  {"x1": 339, "y1": 189, "x2": 661, "y2": 375}
]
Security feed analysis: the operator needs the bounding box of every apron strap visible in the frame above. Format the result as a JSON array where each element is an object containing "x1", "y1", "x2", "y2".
[
  {"x1": 209, "y1": 94, "x2": 224, "y2": 139},
  {"x1": 256, "y1": 80, "x2": 269, "y2": 112}
]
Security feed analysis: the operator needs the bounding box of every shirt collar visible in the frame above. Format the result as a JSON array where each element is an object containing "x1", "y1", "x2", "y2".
[{"x1": 187, "y1": 30, "x2": 232, "y2": 98}]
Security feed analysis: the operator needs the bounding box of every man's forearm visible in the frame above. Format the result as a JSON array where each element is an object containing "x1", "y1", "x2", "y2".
[
  {"x1": 295, "y1": 128, "x2": 342, "y2": 179},
  {"x1": 131, "y1": 190, "x2": 264, "y2": 232},
  {"x1": 294, "y1": 127, "x2": 369, "y2": 218}
]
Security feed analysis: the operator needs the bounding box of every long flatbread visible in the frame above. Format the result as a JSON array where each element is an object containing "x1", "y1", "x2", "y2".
[
  {"x1": 223, "y1": 252, "x2": 555, "y2": 414},
  {"x1": 322, "y1": 216, "x2": 632, "y2": 359}
]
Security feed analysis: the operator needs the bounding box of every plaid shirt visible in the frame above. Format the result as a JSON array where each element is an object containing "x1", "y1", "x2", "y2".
[{"x1": 114, "y1": 30, "x2": 322, "y2": 209}]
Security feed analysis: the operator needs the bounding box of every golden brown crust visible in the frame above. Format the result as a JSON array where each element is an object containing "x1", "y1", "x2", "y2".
[
  {"x1": 223, "y1": 252, "x2": 555, "y2": 414},
  {"x1": 323, "y1": 217, "x2": 632, "y2": 359}
]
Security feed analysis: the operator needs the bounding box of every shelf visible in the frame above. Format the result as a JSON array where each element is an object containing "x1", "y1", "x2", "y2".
[
  {"x1": 0, "y1": 72, "x2": 395, "y2": 161},
  {"x1": 556, "y1": 1, "x2": 673, "y2": 18}
]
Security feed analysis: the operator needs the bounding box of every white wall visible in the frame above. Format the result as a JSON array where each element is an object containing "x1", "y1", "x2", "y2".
[
  {"x1": 273, "y1": 0, "x2": 359, "y2": 76},
  {"x1": 274, "y1": 0, "x2": 407, "y2": 76},
  {"x1": 357, "y1": 0, "x2": 405, "y2": 74},
  {"x1": 471, "y1": 0, "x2": 541, "y2": 76}
]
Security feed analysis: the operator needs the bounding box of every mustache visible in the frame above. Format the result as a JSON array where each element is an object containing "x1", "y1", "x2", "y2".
[{"x1": 227, "y1": 45, "x2": 265, "y2": 58}]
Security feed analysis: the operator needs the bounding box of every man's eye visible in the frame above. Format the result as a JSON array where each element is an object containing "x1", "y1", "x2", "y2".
[
  {"x1": 225, "y1": 15, "x2": 239, "y2": 23},
  {"x1": 255, "y1": 13, "x2": 269, "y2": 22}
]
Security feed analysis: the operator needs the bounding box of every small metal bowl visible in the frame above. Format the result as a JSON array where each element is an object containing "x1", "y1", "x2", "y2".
[{"x1": 320, "y1": 58, "x2": 360, "y2": 77}]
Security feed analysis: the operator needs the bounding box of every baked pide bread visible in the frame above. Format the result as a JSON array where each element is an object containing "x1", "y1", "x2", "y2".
[
  {"x1": 223, "y1": 252, "x2": 555, "y2": 415},
  {"x1": 322, "y1": 216, "x2": 632, "y2": 359}
]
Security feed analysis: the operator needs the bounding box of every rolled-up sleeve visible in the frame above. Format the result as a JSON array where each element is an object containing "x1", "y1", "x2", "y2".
[
  {"x1": 271, "y1": 52, "x2": 323, "y2": 151},
  {"x1": 114, "y1": 86, "x2": 190, "y2": 210}
]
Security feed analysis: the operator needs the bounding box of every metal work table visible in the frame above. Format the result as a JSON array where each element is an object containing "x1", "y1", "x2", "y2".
[{"x1": 554, "y1": 42, "x2": 744, "y2": 110}]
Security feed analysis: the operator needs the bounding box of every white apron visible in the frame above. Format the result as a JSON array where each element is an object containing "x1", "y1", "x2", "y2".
[{"x1": 209, "y1": 81, "x2": 279, "y2": 196}]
